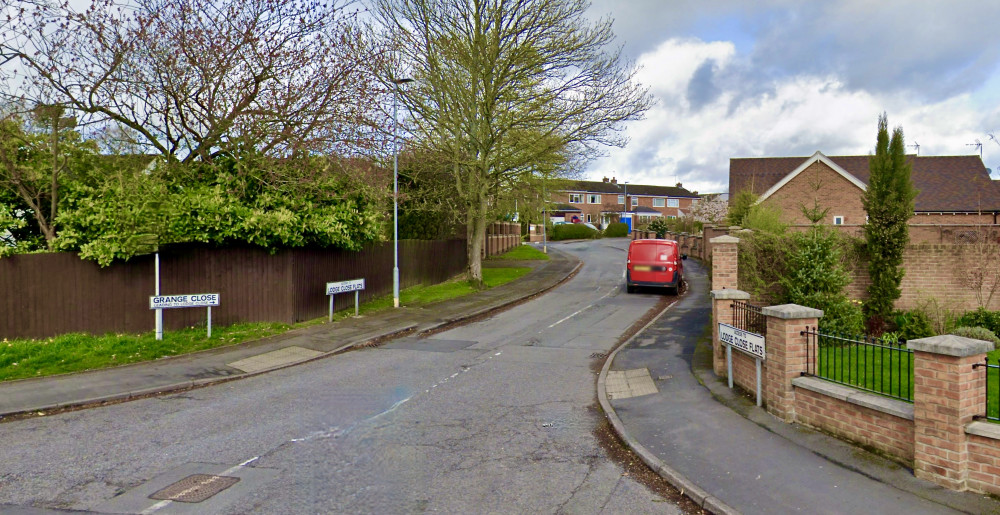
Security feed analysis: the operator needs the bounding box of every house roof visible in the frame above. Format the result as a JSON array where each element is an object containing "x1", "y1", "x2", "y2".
[
  {"x1": 632, "y1": 206, "x2": 663, "y2": 215},
  {"x1": 730, "y1": 153, "x2": 1000, "y2": 212},
  {"x1": 563, "y1": 180, "x2": 699, "y2": 198}
]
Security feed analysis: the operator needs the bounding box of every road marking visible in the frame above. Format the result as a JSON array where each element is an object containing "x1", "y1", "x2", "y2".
[
  {"x1": 547, "y1": 289, "x2": 616, "y2": 328},
  {"x1": 140, "y1": 457, "x2": 259, "y2": 514}
]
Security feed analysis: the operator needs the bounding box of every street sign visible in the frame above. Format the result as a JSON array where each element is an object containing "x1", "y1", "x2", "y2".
[
  {"x1": 149, "y1": 293, "x2": 220, "y2": 309},
  {"x1": 327, "y1": 279, "x2": 365, "y2": 320},
  {"x1": 719, "y1": 322, "x2": 765, "y2": 360},
  {"x1": 326, "y1": 279, "x2": 365, "y2": 295},
  {"x1": 149, "y1": 293, "x2": 220, "y2": 338}
]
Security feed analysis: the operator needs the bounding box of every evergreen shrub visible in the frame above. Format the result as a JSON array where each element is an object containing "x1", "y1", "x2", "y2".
[
  {"x1": 603, "y1": 222, "x2": 628, "y2": 238},
  {"x1": 551, "y1": 223, "x2": 598, "y2": 240}
]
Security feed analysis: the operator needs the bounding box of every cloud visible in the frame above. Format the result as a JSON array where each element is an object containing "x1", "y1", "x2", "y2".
[{"x1": 586, "y1": 37, "x2": 1000, "y2": 194}]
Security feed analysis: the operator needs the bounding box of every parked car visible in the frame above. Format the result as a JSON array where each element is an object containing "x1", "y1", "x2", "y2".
[
  {"x1": 625, "y1": 239, "x2": 685, "y2": 294},
  {"x1": 581, "y1": 222, "x2": 599, "y2": 231}
]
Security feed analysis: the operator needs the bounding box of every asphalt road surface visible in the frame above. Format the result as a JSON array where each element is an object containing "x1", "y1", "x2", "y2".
[{"x1": 0, "y1": 239, "x2": 686, "y2": 514}]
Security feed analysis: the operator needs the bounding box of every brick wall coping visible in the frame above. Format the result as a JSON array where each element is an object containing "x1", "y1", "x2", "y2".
[
  {"x1": 967, "y1": 421, "x2": 1000, "y2": 440},
  {"x1": 710, "y1": 235, "x2": 740, "y2": 244},
  {"x1": 711, "y1": 289, "x2": 750, "y2": 300},
  {"x1": 907, "y1": 335, "x2": 994, "y2": 357},
  {"x1": 761, "y1": 304, "x2": 824, "y2": 320},
  {"x1": 793, "y1": 376, "x2": 914, "y2": 420}
]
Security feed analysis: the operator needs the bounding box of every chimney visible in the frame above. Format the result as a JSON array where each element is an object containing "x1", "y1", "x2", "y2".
[
  {"x1": 611, "y1": 177, "x2": 617, "y2": 185},
  {"x1": 603, "y1": 176, "x2": 609, "y2": 183},
  {"x1": 676, "y1": 182, "x2": 683, "y2": 188}
]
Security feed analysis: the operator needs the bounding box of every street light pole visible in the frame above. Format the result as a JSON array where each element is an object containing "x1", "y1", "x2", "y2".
[{"x1": 392, "y1": 77, "x2": 413, "y2": 308}]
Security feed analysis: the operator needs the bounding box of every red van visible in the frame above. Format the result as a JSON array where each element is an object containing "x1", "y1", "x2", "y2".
[{"x1": 626, "y1": 239, "x2": 685, "y2": 294}]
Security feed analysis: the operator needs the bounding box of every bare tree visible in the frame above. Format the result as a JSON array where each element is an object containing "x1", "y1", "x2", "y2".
[
  {"x1": 1, "y1": 0, "x2": 389, "y2": 162},
  {"x1": 374, "y1": 0, "x2": 651, "y2": 285}
]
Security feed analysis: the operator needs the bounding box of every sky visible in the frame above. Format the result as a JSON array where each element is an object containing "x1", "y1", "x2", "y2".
[{"x1": 583, "y1": 0, "x2": 1000, "y2": 194}]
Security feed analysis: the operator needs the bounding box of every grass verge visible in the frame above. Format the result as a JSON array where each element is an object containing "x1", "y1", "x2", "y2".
[
  {"x1": 488, "y1": 244, "x2": 549, "y2": 261},
  {"x1": 0, "y1": 267, "x2": 531, "y2": 382}
]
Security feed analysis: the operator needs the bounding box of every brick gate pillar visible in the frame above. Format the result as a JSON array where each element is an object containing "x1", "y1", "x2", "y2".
[
  {"x1": 909, "y1": 335, "x2": 992, "y2": 491},
  {"x1": 711, "y1": 289, "x2": 750, "y2": 377},
  {"x1": 760, "y1": 304, "x2": 823, "y2": 422},
  {"x1": 709, "y1": 235, "x2": 739, "y2": 291}
]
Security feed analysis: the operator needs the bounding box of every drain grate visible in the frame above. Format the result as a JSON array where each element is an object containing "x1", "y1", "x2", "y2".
[
  {"x1": 590, "y1": 352, "x2": 607, "y2": 359},
  {"x1": 149, "y1": 474, "x2": 240, "y2": 503}
]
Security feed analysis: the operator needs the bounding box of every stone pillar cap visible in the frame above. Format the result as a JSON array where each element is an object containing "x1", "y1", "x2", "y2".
[
  {"x1": 761, "y1": 304, "x2": 824, "y2": 320},
  {"x1": 907, "y1": 335, "x2": 994, "y2": 357},
  {"x1": 711, "y1": 289, "x2": 750, "y2": 300},
  {"x1": 710, "y1": 235, "x2": 740, "y2": 244}
]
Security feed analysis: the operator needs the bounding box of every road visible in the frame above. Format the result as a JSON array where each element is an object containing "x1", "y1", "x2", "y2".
[{"x1": 0, "y1": 239, "x2": 689, "y2": 514}]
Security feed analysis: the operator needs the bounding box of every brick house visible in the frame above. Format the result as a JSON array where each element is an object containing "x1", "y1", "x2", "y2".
[
  {"x1": 550, "y1": 177, "x2": 700, "y2": 227},
  {"x1": 729, "y1": 151, "x2": 1000, "y2": 225}
]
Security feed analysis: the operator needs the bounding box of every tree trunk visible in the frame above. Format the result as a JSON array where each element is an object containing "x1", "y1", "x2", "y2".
[{"x1": 467, "y1": 210, "x2": 487, "y2": 288}]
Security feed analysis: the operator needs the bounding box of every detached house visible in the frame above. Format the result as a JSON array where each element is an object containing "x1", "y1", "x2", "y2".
[
  {"x1": 549, "y1": 177, "x2": 700, "y2": 227},
  {"x1": 730, "y1": 152, "x2": 1000, "y2": 226}
]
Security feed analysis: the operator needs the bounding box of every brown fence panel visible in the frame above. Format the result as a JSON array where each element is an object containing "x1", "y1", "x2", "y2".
[{"x1": 0, "y1": 239, "x2": 468, "y2": 340}]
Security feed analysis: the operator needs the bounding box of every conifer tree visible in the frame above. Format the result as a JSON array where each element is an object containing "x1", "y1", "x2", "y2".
[{"x1": 862, "y1": 113, "x2": 918, "y2": 321}]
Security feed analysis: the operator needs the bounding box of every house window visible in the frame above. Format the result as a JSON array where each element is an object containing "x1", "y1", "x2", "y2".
[
  {"x1": 618, "y1": 194, "x2": 625, "y2": 204},
  {"x1": 588, "y1": 194, "x2": 601, "y2": 204},
  {"x1": 653, "y1": 198, "x2": 665, "y2": 208},
  {"x1": 667, "y1": 198, "x2": 679, "y2": 208},
  {"x1": 568, "y1": 193, "x2": 583, "y2": 203},
  {"x1": 667, "y1": 215, "x2": 677, "y2": 220},
  {"x1": 586, "y1": 214, "x2": 592, "y2": 222},
  {"x1": 631, "y1": 197, "x2": 638, "y2": 207},
  {"x1": 833, "y1": 215, "x2": 844, "y2": 225}
]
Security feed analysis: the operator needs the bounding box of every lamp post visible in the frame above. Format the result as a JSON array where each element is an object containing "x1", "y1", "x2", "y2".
[
  {"x1": 392, "y1": 77, "x2": 413, "y2": 308},
  {"x1": 622, "y1": 181, "x2": 629, "y2": 233}
]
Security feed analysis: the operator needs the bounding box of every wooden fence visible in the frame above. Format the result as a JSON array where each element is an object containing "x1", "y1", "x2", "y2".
[{"x1": 0, "y1": 239, "x2": 467, "y2": 339}]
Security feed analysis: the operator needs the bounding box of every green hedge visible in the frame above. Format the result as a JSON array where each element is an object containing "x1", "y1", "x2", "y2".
[
  {"x1": 551, "y1": 223, "x2": 599, "y2": 240},
  {"x1": 603, "y1": 222, "x2": 628, "y2": 238}
]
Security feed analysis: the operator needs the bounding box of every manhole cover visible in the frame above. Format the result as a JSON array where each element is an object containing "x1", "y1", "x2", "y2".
[
  {"x1": 590, "y1": 352, "x2": 607, "y2": 359},
  {"x1": 149, "y1": 474, "x2": 240, "y2": 503}
]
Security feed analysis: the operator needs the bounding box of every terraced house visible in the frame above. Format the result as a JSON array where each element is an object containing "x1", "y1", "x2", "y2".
[{"x1": 549, "y1": 177, "x2": 701, "y2": 228}]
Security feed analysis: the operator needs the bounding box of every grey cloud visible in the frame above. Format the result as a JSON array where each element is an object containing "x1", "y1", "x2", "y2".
[{"x1": 687, "y1": 60, "x2": 721, "y2": 110}]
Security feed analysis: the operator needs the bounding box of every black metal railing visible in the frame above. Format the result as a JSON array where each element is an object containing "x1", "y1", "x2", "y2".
[
  {"x1": 731, "y1": 300, "x2": 766, "y2": 336},
  {"x1": 973, "y1": 358, "x2": 1000, "y2": 422},
  {"x1": 801, "y1": 328, "x2": 913, "y2": 402}
]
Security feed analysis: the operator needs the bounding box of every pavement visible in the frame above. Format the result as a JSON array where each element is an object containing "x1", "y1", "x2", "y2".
[{"x1": 3, "y1": 242, "x2": 999, "y2": 514}]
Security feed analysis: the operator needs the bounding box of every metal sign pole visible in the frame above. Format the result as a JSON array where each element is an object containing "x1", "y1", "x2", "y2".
[
  {"x1": 726, "y1": 344, "x2": 733, "y2": 389},
  {"x1": 755, "y1": 358, "x2": 762, "y2": 406},
  {"x1": 329, "y1": 294, "x2": 335, "y2": 322},
  {"x1": 155, "y1": 252, "x2": 163, "y2": 341},
  {"x1": 207, "y1": 306, "x2": 212, "y2": 338},
  {"x1": 354, "y1": 290, "x2": 359, "y2": 317}
]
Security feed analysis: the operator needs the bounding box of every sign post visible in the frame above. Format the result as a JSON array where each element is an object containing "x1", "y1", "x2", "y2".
[
  {"x1": 326, "y1": 279, "x2": 365, "y2": 321},
  {"x1": 149, "y1": 293, "x2": 221, "y2": 338},
  {"x1": 718, "y1": 322, "x2": 766, "y2": 406}
]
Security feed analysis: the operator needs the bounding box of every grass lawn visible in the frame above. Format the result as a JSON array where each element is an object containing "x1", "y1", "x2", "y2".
[
  {"x1": 489, "y1": 244, "x2": 549, "y2": 261},
  {"x1": 0, "y1": 266, "x2": 531, "y2": 382}
]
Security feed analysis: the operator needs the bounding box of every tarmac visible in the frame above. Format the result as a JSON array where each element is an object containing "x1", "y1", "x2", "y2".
[{"x1": 2, "y1": 243, "x2": 1000, "y2": 514}]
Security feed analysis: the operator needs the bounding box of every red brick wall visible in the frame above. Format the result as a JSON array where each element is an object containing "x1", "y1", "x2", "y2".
[
  {"x1": 730, "y1": 349, "x2": 763, "y2": 395},
  {"x1": 795, "y1": 388, "x2": 915, "y2": 462},
  {"x1": 843, "y1": 243, "x2": 1000, "y2": 312},
  {"x1": 968, "y1": 435, "x2": 1000, "y2": 493}
]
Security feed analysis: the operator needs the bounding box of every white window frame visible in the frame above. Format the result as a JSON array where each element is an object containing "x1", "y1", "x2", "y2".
[
  {"x1": 588, "y1": 194, "x2": 601, "y2": 204},
  {"x1": 617, "y1": 194, "x2": 625, "y2": 204},
  {"x1": 568, "y1": 193, "x2": 583, "y2": 203},
  {"x1": 833, "y1": 215, "x2": 844, "y2": 225},
  {"x1": 653, "y1": 198, "x2": 665, "y2": 208},
  {"x1": 667, "y1": 198, "x2": 679, "y2": 208},
  {"x1": 631, "y1": 197, "x2": 638, "y2": 207},
  {"x1": 667, "y1": 215, "x2": 677, "y2": 220}
]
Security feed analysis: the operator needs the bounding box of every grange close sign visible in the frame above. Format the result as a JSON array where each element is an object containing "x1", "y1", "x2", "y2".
[
  {"x1": 149, "y1": 293, "x2": 220, "y2": 338},
  {"x1": 149, "y1": 293, "x2": 220, "y2": 309}
]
